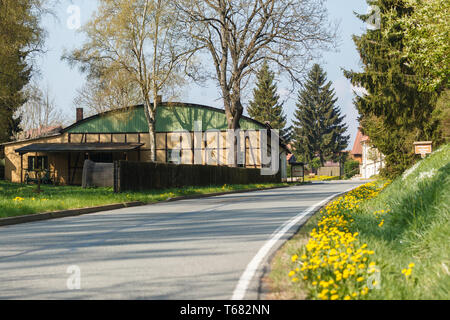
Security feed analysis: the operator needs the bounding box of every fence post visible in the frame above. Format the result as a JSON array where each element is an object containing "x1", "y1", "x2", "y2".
[{"x1": 113, "y1": 160, "x2": 119, "y2": 193}]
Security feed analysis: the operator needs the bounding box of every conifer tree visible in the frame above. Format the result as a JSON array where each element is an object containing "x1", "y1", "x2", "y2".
[
  {"x1": 343, "y1": 0, "x2": 441, "y2": 177},
  {"x1": 293, "y1": 64, "x2": 349, "y2": 165},
  {"x1": 248, "y1": 62, "x2": 292, "y2": 142}
]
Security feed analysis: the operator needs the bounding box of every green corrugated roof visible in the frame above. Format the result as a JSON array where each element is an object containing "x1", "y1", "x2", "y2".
[{"x1": 65, "y1": 103, "x2": 264, "y2": 133}]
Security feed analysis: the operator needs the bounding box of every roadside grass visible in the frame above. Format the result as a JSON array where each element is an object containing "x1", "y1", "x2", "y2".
[
  {"x1": 267, "y1": 144, "x2": 450, "y2": 300},
  {"x1": 0, "y1": 181, "x2": 291, "y2": 219}
]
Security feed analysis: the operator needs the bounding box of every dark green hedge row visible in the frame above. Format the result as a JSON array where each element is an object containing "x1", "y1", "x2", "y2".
[{"x1": 115, "y1": 161, "x2": 280, "y2": 192}]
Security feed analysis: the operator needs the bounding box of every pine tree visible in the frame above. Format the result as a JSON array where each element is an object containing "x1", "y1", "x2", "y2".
[
  {"x1": 293, "y1": 64, "x2": 349, "y2": 165},
  {"x1": 343, "y1": 0, "x2": 441, "y2": 177},
  {"x1": 248, "y1": 62, "x2": 292, "y2": 142}
]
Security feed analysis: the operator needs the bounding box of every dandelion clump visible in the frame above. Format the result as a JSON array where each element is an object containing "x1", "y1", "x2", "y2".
[
  {"x1": 401, "y1": 263, "x2": 415, "y2": 278},
  {"x1": 288, "y1": 181, "x2": 391, "y2": 300}
]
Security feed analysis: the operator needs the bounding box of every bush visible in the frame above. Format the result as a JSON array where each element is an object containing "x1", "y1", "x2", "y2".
[{"x1": 344, "y1": 160, "x2": 360, "y2": 179}]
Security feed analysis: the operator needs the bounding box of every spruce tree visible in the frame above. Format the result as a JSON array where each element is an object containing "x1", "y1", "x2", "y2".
[
  {"x1": 343, "y1": 0, "x2": 441, "y2": 177},
  {"x1": 248, "y1": 62, "x2": 292, "y2": 142},
  {"x1": 293, "y1": 64, "x2": 349, "y2": 165}
]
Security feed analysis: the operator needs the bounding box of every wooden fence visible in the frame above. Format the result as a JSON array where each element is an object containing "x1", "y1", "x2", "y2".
[{"x1": 114, "y1": 161, "x2": 280, "y2": 192}]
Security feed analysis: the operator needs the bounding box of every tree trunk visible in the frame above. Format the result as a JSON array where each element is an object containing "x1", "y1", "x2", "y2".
[
  {"x1": 143, "y1": 100, "x2": 156, "y2": 162},
  {"x1": 148, "y1": 119, "x2": 156, "y2": 162},
  {"x1": 227, "y1": 97, "x2": 243, "y2": 167}
]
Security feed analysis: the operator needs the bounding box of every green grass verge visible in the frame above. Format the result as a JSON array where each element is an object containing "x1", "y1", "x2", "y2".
[
  {"x1": 267, "y1": 144, "x2": 450, "y2": 300},
  {"x1": 0, "y1": 181, "x2": 291, "y2": 219}
]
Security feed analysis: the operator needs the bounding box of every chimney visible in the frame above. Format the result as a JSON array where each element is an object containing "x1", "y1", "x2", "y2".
[
  {"x1": 76, "y1": 108, "x2": 84, "y2": 122},
  {"x1": 156, "y1": 95, "x2": 162, "y2": 104}
]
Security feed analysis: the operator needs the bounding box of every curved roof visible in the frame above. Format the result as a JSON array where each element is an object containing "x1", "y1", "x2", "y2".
[{"x1": 63, "y1": 102, "x2": 267, "y2": 133}]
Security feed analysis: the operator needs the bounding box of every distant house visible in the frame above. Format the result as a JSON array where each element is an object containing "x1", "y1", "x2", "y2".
[
  {"x1": 17, "y1": 125, "x2": 63, "y2": 140},
  {"x1": 1, "y1": 102, "x2": 289, "y2": 185},
  {"x1": 360, "y1": 135, "x2": 385, "y2": 178},
  {"x1": 351, "y1": 128, "x2": 385, "y2": 179},
  {"x1": 350, "y1": 128, "x2": 364, "y2": 163}
]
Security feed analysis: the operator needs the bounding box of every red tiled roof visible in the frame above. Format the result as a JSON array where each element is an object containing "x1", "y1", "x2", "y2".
[
  {"x1": 19, "y1": 125, "x2": 62, "y2": 140},
  {"x1": 351, "y1": 128, "x2": 369, "y2": 155}
]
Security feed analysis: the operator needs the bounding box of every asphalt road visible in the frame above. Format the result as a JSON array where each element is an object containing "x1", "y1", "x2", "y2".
[{"x1": 0, "y1": 181, "x2": 366, "y2": 300}]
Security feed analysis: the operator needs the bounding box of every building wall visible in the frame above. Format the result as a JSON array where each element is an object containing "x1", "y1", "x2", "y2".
[
  {"x1": 4, "y1": 133, "x2": 69, "y2": 184},
  {"x1": 3, "y1": 130, "x2": 284, "y2": 184},
  {"x1": 67, "y1": 130, "x2": 262, "y2": 166},
  {"x1": 360, "y1": 142, "x2": 385, "y2": 179},
  {"x1": 318, "y1": 166, "x2": 341, "y2": 177}
]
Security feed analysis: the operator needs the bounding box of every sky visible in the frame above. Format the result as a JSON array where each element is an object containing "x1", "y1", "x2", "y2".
[{"x1": 35, "y1": 0, "x2": 370, "y2": 148}]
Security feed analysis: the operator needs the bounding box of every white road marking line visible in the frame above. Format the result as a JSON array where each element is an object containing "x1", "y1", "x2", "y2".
[{"x1": 231, "y1": 186, "x2": 357, "y2": 300}]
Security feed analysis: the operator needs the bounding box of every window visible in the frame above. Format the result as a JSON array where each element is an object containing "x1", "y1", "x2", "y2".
[
  {"x1": 90, "y1": 153, "x2": 113, "y2": 163},
  {"x1": 167, "y1": 149, "x2": 181, "y2": 164},
  {"x1": 28, "y1": 156, "x2": 48, "y2": 171}
]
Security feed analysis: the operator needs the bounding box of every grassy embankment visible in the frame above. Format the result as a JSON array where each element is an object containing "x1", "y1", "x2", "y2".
[
  {"x1": 0, "y1": 181, "x2": 291, "y2": 219},
  {"x1": 267, "y1": 144, "x2": 450, "y2": 300}
]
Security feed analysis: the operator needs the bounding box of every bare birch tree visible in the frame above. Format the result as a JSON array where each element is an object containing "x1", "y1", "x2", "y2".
[
  {"x1": 64, "y1": 0, "x2": 198, "y2": 161},
  {"x1": 177, "y1": 0, "x2": 338, "y2": 163},
  {"x1": 16, "y1": 81, "x2": 65, "y2": 139}
]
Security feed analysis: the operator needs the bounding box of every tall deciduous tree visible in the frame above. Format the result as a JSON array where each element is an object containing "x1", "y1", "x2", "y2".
[
  {"x1": 74, "y1": 69, "x2": 142, "y2": 115},
  {"x1": 293, "y1": 64, "x2": 349, "y2": 165},
  {"x1": 248, "y1": 62, "x2": 292, "y2": 142},
  {"x1": 384, "y1": 0, "x2": 449, "y2": 93},
  {"x1": 0, "y1": 0, "x2": 45, "y2": 142},
  {"x1": 64, "y1": 0, "x2": 197, "y2": 161},
  {"x1": 16, "y1": 81, "x2": 65, "y2": 138},
  {"x1": 178, "y1": 0, "x2": 337, "y2": 164}
]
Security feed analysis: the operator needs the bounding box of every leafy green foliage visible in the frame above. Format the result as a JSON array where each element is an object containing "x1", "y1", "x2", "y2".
[
  {"x1": 384, "y1": 0, "x2": 449, "y2": 92},
  {"x1": 344, "y1": 160, "x2": 360, "y2": 178},
  {"x1": 0, "y1": 0, "x2": 44, "y2": 142}
]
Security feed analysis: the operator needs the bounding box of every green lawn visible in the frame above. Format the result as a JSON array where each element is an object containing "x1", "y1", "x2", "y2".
[
  {"x1": 267, "y1": 143, "x2": 450, "y2": 300},
  {"x1": 0, "y1": 181, "x2": 290, "y2": 219}
]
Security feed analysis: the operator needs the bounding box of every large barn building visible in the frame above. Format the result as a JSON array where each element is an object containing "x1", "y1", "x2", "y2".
[{"x1": 1, "y1": 102, "x2": 288, "y2": 185}]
